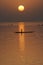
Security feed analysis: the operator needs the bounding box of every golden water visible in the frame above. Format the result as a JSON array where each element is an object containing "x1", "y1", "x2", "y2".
[{"x1": 0, "y1": 22, "x2": 43, "y2": 65}]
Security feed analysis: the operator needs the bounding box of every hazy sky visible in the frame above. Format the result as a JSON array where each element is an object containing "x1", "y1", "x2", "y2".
[{"x1": 0, "y1": 0, "x2": 43, "y2": 22}]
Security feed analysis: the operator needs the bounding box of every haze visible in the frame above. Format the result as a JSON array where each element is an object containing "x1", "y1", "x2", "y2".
[{"x1": 0, "y1": 0, "x2": 43, "y2": 22}]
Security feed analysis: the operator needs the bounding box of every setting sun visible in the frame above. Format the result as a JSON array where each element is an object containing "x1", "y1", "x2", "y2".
[{"x1": 18, "y1": 5, "x2": 24, "y2": 12}]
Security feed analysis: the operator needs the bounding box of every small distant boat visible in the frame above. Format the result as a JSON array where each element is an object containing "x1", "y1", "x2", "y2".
[
  {"x1": 14, "y1": 29, "x2": 34, "y2": 34},
  {"x1": 15, "y1": 31, "x2": 34, "y2": 33}
]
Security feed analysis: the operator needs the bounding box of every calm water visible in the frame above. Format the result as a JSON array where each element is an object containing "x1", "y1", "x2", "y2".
[{"x1": 0, "y1": 22, "x2": 43, "y2": 65}]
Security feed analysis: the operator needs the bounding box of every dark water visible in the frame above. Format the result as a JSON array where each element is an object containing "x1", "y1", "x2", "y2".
[{"x1": 0, "y1": 22, "x2": 43, "y2": 65}]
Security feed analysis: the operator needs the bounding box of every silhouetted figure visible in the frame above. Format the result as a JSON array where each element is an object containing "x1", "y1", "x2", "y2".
[
  {"x1": 21, "y1": 29, "x2": 23, "y2": 35},
  {"x1": 21, "y1": 29, "x2": 22, "y2": 32}
]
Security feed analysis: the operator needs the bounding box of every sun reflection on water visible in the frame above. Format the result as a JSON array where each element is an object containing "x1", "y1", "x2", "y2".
[
  {"x1": 19, "y1": 22, "x2": 25, "y2": 51},
  {"x1": 18, "y1": 22, "x2": 24, "y2": 32},
  {"x1": 18, "y1": 22, "x2": 25, "y2": 64},
  {"x1": 19, "y1": 33, "x2": 25, "y2": 51}
]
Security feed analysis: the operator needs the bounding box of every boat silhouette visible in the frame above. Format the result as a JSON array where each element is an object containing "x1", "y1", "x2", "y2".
[{"x1": 15, "y1": 29, "x2": 34, "y2": 33}]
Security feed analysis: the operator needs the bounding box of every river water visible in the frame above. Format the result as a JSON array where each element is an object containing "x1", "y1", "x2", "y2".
[{"x1": 0, "y1": 22, "x2": 43, "y2": 65}]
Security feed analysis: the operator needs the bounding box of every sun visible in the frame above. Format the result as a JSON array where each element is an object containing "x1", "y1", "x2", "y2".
[{"x1": 18, "y1": 5, "x2": 24, "y2": 12}]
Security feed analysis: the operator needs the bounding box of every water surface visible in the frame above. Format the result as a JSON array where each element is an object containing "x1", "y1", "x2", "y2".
[{"x1": 0, "y1": 22, "x2": 43, "y2": 65}]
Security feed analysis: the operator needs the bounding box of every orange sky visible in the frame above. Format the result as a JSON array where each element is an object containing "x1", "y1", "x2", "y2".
[
  {"x1": 0, "y1": 0, "x2": 43, "y2": 21},
  {"x1": 0, "y1": 0, "x2": 43, "y2": 10}
]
